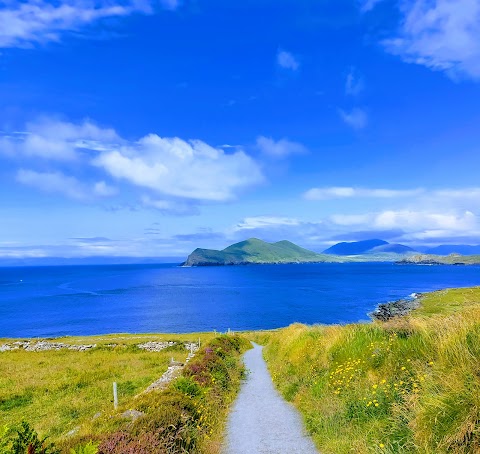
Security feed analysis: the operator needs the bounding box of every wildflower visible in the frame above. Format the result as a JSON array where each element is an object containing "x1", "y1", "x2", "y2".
[{"x1": 379, "y1": 443, "x2": 385, "y2": 448}]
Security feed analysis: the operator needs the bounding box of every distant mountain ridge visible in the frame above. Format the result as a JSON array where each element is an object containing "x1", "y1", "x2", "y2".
[
  {"x1": 184, "y1": 238, "x2": 340, "y2": 266},
  {"x1": 323, "y1": 239, "x2": 416, "y2": 256}
]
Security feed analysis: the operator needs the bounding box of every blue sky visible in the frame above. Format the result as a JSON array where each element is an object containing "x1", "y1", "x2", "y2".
[{"x1": 1, "y1": 0, "x2": 480, "y2": 258}]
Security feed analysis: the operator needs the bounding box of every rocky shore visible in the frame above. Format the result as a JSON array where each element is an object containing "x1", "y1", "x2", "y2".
[{"x1": 370, "y1": 293, "x2": 422, "y2": 321}]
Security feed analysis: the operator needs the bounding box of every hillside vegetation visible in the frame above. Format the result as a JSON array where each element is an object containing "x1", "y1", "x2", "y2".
[
  {"x1": 184, "y1": 238, "x2": 342, "y2": 266},
  {"x1": 256, "y1": 286, "x2": 480, "y2": 453},
  {"x1": 0, "y1": 332, "x2": 217, "y2": 450},
  {"x1": 398, "y1": 254, "x2": 480, "y2": 265}
]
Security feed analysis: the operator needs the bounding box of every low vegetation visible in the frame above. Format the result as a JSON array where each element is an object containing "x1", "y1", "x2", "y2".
[
  {"x1": 0, "y1": 334, "x2": 249, "y2": 454},
  {"x1": 398, "y1": 254, "x2": 480, "y2": 265},
  {"x1": 184, "y1": 238, "x2": 344, "y2": 266},
  {"x1": 257, "y1": 286, "x2": 480, "y2": 453},
  {"x1": 0, "y1": 333, "x2": 215, "y2": 450}
]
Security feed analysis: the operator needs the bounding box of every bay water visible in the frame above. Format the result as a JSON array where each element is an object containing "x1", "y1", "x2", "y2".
[{"x1": 1, "y1": 263, "x2": 480, "y2": 338}]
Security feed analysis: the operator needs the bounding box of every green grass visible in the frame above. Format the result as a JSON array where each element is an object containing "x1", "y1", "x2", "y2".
[
  {"x1": 0, "y1": 332, "x2": 215, "y2": 445},
  {"x1": 258, "y1": 287, "x2": 480, "y2": 453}
]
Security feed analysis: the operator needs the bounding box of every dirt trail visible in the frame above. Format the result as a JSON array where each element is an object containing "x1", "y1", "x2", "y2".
[{"x1": 224, "y1": 342, "x2": 318, "y2": 454}]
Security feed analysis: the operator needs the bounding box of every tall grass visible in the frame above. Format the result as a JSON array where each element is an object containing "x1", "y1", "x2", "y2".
[{"x1": 261, "y1": 287, "x2": 480, "y2": 453}]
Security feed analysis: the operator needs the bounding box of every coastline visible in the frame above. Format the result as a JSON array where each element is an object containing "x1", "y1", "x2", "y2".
[{"x1": 369, "y1": 292, "x2": 422, "y2": 321}]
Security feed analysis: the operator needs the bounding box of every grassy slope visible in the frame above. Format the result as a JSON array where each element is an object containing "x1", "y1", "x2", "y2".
[
  {"x1": 186, "y1": 238, "x2": 344, "y2": 265},
  {"x1": 255, "y1": 287, "x2": 480, "y2": 453},
  {"x1": 0, "y1": 333, "x2": 215, "y2": 444}
]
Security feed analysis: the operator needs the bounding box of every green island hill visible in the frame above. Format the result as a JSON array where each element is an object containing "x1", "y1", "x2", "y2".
[{"x1": 3, "y1": 287, "x2": 480, "y2": 453}]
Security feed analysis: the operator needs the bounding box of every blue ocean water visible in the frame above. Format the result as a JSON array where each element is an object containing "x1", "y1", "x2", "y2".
[{"x1": 1, "y1": 263, "x2": 480, "y2": 338}]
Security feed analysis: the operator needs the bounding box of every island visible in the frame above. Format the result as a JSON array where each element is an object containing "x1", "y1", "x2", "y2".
[{"x1": 183, "y1": 238, "x2": 343, "y2": 266}]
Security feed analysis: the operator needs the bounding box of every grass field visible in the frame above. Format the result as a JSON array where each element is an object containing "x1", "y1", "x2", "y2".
[
  {"x1": 0, "y1": 332, "x2": 216, "y2": 445},
  {"x1": 257, "y1": 286, "x2": 480, "y2": 453}
]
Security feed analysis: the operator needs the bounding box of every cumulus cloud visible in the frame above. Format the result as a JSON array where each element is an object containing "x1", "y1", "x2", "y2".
[
  {"x1": 94, "y1": 134, "x2": 263, "y2": 201},
  {"x1": 304, "y1": 187, "x2": 424, "y2": 200},
  {"x1": 277, "y1": 50, "x2": 299, "y2": 71},
  {"x1": 256, "y1": 136, "x2": 307, "y2": 159},
  {"x1": 339, "y1": 108, "x2": 368, "y2": 130},
  {"x1": 383, "y1": 0, "x2": 480, "y2": 80},
  {"x1": 3, "y1": 118, "x2": 264, "y2": 209}
]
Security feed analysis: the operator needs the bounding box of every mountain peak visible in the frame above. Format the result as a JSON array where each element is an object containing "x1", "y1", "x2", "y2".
[{"x1": 323, "y1": 239, "x2": 388, "y2": 256}]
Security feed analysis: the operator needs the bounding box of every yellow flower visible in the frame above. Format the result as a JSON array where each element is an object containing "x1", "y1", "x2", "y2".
[{"x1": 379, "y1": 443, "x2": 385, "y2": 448}]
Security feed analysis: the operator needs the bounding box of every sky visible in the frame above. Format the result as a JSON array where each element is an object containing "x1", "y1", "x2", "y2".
[{"x1": 1, "y1": 0, "x2": 480, "y2": 258}]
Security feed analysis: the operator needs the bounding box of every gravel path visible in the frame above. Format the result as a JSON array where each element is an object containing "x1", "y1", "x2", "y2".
[{"x1": 224, "y1": 342, "x2": 318, "y2": 454}]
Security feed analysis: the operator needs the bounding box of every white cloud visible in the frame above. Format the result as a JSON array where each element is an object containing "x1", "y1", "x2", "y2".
[
  {"x1": 277, "y1": 50, "x2": 299, "y2": 71},
  {"x1": 256, "y1": 136, "x2": 307, "y2": 158},
  {"x1": 345, "y1": 68, "x2": 364, "y2": 96},
  {"x1": 3, "y1": 118, "x2": 264, "y2": 206},
  {"x1": 330, "y1": 209, "x2": 477, "y2": 236},
  {"x1": 374, "y1": 210, "x2": 476, "y2": 231},
  {"x1": 0, "y1": 119, "x2": 120, "y2": 160},
  {"x1": 0, "y1": 0, "x2": 179, "y2": 49},
  {"x1": 383, "y1": 0, "x2": 480, "y2": 80},
  {"x1": 339, "y1": 108, "x2": 368, "y2": 130},
  {"x1": 304, "y1": 187, "x2": 424, "y2": 200},
  {"x1": 94, "y1": 134, "x2": 264, "y2": 201}
]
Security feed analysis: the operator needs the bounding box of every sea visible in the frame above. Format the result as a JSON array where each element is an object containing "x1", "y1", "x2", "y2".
[{"x1": 1, "y1": 262, "x2": 480, "y2": 338}]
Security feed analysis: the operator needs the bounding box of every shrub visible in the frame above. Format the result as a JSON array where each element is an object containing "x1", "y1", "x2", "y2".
[{"x1": 9, "y1": 421, "x2": 59, "y2": 454}]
